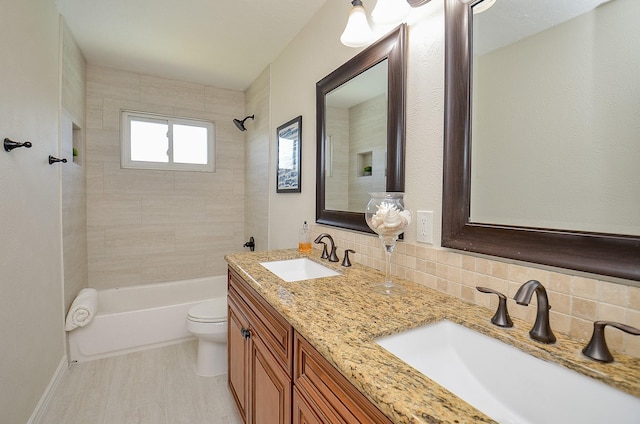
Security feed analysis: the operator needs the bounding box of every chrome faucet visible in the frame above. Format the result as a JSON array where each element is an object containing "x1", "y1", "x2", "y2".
[
  {"x1": 313, "y1": 233, "x2": 339, "y2": 262},
  {"x1": 514, "y1": 280, "x2": 556, "y2": 344}
]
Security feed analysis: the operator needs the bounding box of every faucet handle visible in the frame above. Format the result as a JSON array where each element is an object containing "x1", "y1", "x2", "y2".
[
  {"x1": 341, "y1": 249, "x2": 355, "y2": 267},
  {"x1": 582, "y1": 321, "x2": 640, "y2": 363},
  {"x1": 316, "y1": 242, "x2": 329, "y2": 259},
  {"x1": 476, "y1": 287, "x2": 513, "y2": 328},
  {"x1": 328, "y1": 244, "x2": 339, "y2": 262}
]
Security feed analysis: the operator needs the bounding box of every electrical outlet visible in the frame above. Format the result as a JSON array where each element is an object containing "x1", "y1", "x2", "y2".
[{"x1": 416, "y1": 210, "x2": 433, "y2": 244}]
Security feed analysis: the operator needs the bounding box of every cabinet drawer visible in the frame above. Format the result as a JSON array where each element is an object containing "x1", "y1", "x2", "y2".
[
  {"x1": 228, "y1": 267, "x2": 293, "y2": 376},
  {"x1": 293, "y1": 386, "x2": 335, "y2": 424},
  {"x1": 294, "y1": 333, "x2": 392, "y2": 424}
]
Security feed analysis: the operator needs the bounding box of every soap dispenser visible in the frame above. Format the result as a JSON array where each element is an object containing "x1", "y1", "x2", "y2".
[{"x1": 299, "y1": 221, "x2": 311, "y2": 253}]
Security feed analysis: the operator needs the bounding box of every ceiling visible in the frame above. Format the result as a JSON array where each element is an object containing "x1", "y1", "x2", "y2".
[
  {"x1": 474, "y1": 0, "x2": 612, "y2": 55},
  {"x1": 54, "y1": 0, "x2": 329, "y2": 91}
]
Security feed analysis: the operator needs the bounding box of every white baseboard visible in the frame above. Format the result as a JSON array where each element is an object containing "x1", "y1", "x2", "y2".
[{"x1": 27, "y1": 356, "x2": 67, "y2": 424}]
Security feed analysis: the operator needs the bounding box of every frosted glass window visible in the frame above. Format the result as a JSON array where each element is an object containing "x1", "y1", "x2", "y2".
[
  {"x1": 121, "y1": 111, "x2": 215, "y2": 172},
  {"x1": 130, "y1": 119, "x2": 169, "y2": 163},
  {"x1": 173, "y1": 124, "x2": 208, "y2": 165}
]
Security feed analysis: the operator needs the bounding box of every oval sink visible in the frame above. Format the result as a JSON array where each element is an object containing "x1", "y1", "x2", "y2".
[
  {"x1": 376, "y1": 320, "x2": 640, "y2": 423},
  {"x1": 260, "y1": 258, "x2": 340, "y2": 282}
]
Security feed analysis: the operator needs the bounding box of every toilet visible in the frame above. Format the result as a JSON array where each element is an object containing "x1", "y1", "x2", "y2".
[{"x1": 186, "y1": 298, "x2": 228, "y2": 376}]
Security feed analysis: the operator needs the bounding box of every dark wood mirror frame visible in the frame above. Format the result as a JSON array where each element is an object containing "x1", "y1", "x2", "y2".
[
  {"x1": 316, "y1": 24, "x2": 407, "y2": 234},
  {"x1": 442, "y1": 0, "x2": 640, "y2": 282}
]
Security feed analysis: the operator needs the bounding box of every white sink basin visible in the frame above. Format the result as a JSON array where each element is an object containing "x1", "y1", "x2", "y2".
[
  {"x1": 260, "y1": 258, "x2": 340, "y2": 282},
  {"x1": 376, "y1": 320, "x2": 640, "y2": 423}
]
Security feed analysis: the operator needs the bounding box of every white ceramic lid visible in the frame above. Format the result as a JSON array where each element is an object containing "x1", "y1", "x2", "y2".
[{"x1": 187, "y1": 298, "x2": 227, "y2": 323}]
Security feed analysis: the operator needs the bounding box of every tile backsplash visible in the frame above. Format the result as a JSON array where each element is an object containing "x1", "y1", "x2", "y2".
[{"x1": 311, "y1": 224, "x2": 640, "y2": 359}]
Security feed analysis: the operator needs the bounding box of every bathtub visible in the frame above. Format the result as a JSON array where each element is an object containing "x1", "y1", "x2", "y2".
[{"x1": 67, "y1": 275, "x2": 227, "y2": 363}]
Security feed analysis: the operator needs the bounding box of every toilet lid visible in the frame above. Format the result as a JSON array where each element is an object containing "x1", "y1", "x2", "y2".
[{"x1": 188, "y1": 298, "x2": 227, "y2": 323}]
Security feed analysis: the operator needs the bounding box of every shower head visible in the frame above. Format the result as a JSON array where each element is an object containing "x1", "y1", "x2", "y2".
[{"x1": 233, "y1": 115, "x2": 255, "y2": 132}]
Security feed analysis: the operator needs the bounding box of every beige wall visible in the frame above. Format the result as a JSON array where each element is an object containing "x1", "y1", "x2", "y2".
[
  {"x1": 0, "y1": 1, "x2": 65, "y2": 422},
  {"x1": 61, "y1": 18, "x2": 88, "y2": 312},
  {"x1": 85, "y1": 66, "x2": 246, "y2": 288},
  {"x1": 268, "y1": 2, "x2": 359, "y2": 249},
  {"x1": 268, "y1": 1, "x2": 640, "y2": 358}
]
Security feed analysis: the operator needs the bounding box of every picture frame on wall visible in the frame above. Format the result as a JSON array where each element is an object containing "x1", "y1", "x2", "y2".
[{"x1": 276, "y1": 115, "x2": 302, "y2": 193}]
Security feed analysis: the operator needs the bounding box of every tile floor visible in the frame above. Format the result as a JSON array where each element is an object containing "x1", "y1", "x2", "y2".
[{"x1": 40, "y1": 340, "x2": 243, "y2": 424}]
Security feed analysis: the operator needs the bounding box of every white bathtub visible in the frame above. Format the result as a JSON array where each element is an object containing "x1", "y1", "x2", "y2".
[{"x1": 67, "y1": 275, "x2": 227, "y2": 363}]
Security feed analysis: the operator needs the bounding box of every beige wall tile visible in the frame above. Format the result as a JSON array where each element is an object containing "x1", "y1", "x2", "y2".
[
  {"x1": 85, "y1": 129, "x2": 120, "y2": 162},
  {"x1": 630, "y1": 286, "x2": 640, "y2": 309},
  {"x1": 598, "y1": 281, "x2": 629, "y2": 307},
  {"x1": 103, "y1": 163, "x2": 175, "y2": 194},
  {"x1": 573, "y1": 297, "x2": 597, "y2": 320},
  {"x1": 87, "y1": 65, "x2": 140, "y2": 102},
  {"x1": 572, "y1": 276, "x2": 598, "y2": 299},
  {"x1": 142, "y1": 195, "x2": 207, "y2": 225},
  {"x1": 548, "y1": 291, "x2": 571, "y2": 315},
  {"x1": 104, "y1": 225, "x2": 175, "y2": 255},
  {"x1": 140, "y1": 75, "x2": 205, "y2": 110},
  {"x1": 86, "y1": 96, "x2": 104, "y2": 129},
  {"x1": 140, "y1": 251, "x2": 207, "y2": 284},
  {"x1": 548, "y1": 272, "x2": 572, "y2": 295},
  {"x1": 205, "y1": 86, "x2": 245, "y2": 117},
  {"x1": 87, "y1": 193, "x2": 142, "y2": 227},
  {"x1": 550, "y1": 311, "x2": 571, "y2": 335}
]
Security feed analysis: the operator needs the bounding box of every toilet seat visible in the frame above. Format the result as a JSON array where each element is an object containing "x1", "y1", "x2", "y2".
[{"x1": 187, "y1": 298, "x2": 227, "y2": 323}]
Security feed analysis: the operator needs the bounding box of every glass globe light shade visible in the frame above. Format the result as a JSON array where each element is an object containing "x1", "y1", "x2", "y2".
[
  {"x1": 340, "y1": 1, "x2": 373, "y2": 47},
  {"x1": 372, "y1": 0, "x2": 410, "y2": 26}
]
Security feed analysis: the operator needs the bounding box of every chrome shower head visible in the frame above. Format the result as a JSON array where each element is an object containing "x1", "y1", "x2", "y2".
[{"x1": 233, "y1": 115, "x2": 255, "y2": 132}]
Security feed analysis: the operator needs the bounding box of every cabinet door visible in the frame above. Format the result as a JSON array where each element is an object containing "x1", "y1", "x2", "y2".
[
  {"x1": 228, "y1": 296, "x2": 250, "y2": 422},
  {"x1": 293, "y1": 386, "x2": 332, "y2": 424},
  {"x1": 251, "y1": 334, "x2": 292, "y2": 424}
]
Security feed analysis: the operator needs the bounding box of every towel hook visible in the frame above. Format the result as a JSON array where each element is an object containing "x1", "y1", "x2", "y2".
[
  {"x1": 4, "y1": 138, "x2": 33, "y2": 152},
  {"x1": 48, "y1": 155, "x2": 67, "y2": 165}
]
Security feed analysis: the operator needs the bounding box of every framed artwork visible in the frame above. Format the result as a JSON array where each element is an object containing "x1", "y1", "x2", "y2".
[{"x1": 276, "y1": 115, "x2": 302, "y2": 193}]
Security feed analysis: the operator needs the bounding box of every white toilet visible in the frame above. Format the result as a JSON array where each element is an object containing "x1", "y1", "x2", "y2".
[{"x1": 186, "y1": 298, "x2": 228, "y2": 376}]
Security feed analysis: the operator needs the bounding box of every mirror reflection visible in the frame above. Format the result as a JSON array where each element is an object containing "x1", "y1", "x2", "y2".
[
  {"x1": 316, "y1": 24, "x2": 406, "y2": 234},
  {"x1": 442, "y1": 0, "x2": 640, "y2": 282},
  {"x1": 470, "y1": 0, "x2": 640, "y2": 236},
  {"x1": 325, "y1": 60, "x2": 388, "y2": 213}
]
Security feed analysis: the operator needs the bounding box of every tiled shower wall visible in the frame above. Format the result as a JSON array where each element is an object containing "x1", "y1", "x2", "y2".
[
  {"x1": 85, "y1": 65, "x2": 245, "y2": 289},
  {"x1": 61, "y1": 19, "x2": 88, "y2": 312},
  {"x1": 311, "y1": 224, "x2": 640, "y2": 358},
  {"x1": 244, "y1": 66, "x2": 270, "y2": 252}
]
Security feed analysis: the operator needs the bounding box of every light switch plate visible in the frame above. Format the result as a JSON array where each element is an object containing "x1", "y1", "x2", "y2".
[{"x1": 417, "y1": 210, "x2": 433, "y2": 244}]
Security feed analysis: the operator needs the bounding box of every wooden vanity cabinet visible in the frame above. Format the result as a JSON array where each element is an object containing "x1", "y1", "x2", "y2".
[
  {"x1": 228, "y1": 267, "x2": 392, "y2": 424},
  {"x1": 228, "y1": 268, "x2": 293, "y2": 424},
  {"x1": 293, "y1": 333, "x2": 393, "y2": 424}
]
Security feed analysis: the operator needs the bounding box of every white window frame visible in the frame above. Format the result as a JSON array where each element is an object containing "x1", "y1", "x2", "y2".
[{"x1": 121, "y1": 110, "x2": 215, "y2": 172}]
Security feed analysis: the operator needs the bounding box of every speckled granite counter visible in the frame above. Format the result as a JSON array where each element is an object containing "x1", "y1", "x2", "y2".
[{"x1": 225, "y1": 249, "x2": 640, "y2": 423}]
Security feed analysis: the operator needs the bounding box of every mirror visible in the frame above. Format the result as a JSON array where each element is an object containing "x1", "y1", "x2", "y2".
[
  {"x1": 316, "y1": 24, "x2": 406, "y2": 234},
  {"x1": 443, "y1": 0, "x2": 640, "y2": 282}
]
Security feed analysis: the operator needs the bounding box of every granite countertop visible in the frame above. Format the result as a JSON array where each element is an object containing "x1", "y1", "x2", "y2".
[{"x1": 225, "y1": 249, "x2": 640, "y2": 424}]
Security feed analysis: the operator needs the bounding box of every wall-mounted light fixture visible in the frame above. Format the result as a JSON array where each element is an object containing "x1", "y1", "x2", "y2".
[
  {"x1": 473, "y1": 0, "x2": 496, "y2": 14},
  {"x1": 407, "y1": 0, "x2": 432, "y2": 7},
  {"x1": 340, "y1": 0, "x2": 373, "y2": 47},
  {"x1": 341, "y1": 0, "x2": 432, "y2": 48},
  {"x1": 372, "y1": 0, "x2": 410, "y2": 25}
]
